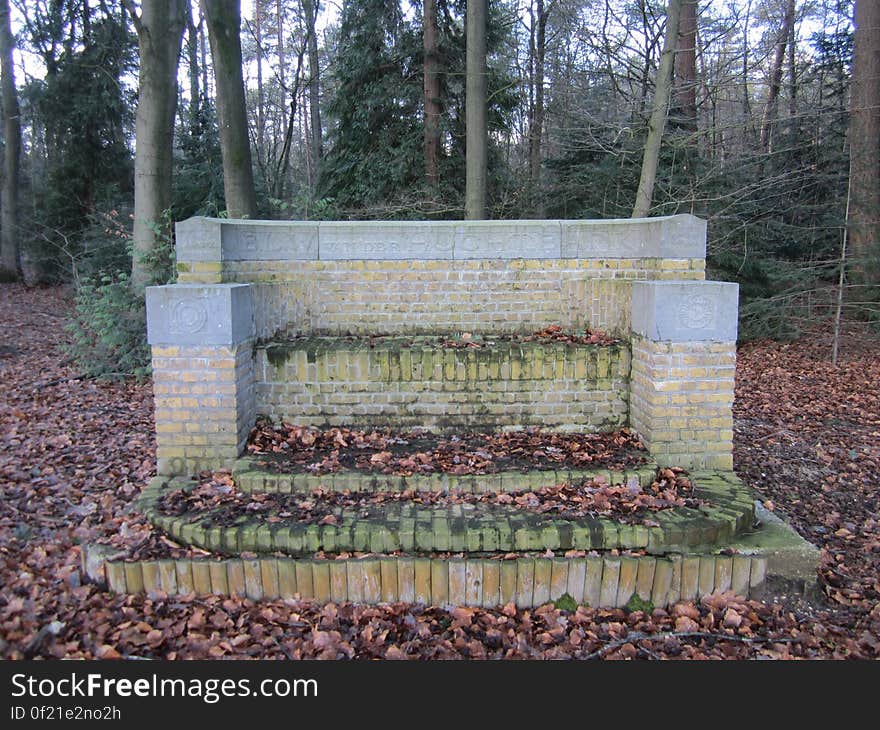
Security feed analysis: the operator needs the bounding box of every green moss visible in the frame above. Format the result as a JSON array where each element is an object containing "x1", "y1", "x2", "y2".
[
  {"x1": 624, "y1": 593, "x2": 654, "y2": 614},
  {"x1": 553, "y1": 592, "x2": 579, "y2": 612},
  {"x1": 265, "y1": 345, "x2": 294, "y2": 368}
]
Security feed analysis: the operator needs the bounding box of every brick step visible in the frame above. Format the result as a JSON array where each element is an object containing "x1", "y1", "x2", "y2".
[
  {"x1": 94, "y1": 551, "x2": 768, "y2": 610},
  {"x1": 253, "y1": 336, "x2": 631, "y2": 431},
  {"x1": 137, "y1": 472, "x2": 756, "y2": 557},
  {"x1": 232, "y1": 457, "x2": 658, "y2": 494}
]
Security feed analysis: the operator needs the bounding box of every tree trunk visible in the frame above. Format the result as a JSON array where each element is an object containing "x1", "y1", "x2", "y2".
[
  {"x1": 528, "y1": 0, "x2": 548, "y2": 217},
  {"x1": 423, "y1": 0, "x2": 441, "y2": 188},
  {"x1": 203, "y1": 0, "x2": 257, "y2": 219},
  {"x1": 302, "y1": 0, "x2": 323, "y2": 175},
  {"x1": 788, "y1": 4, "x2": 797, "y2": 118},
  {"x1": 200, "y1": 13, "x2": 209, "y2": 100},
  {"x1": 0, "y1": 0, "x2": 21, "y2": 279},
  {"x1": 760, "y1": 0, "x2": 795, "y2": 152},
  {"x1": 741, "y1": 0, "x2": 754, "y2": 144},
  {"x1": 276, "y1": 0, "x2": 287, "y2": 160},
  {"x1": 632, "y1": 0, "x2": 683, "y2": 219},
  {"x1": 465, "y1": 0, "x2": 487, "y2": 220},
  {"x1": 848, "y1": 0, "x2": 880, "y2": 286},
  {"x1": 125, "y1": 0, "x2": 186, "y2": 292},
  {"x1": 185, "y1": 3, "x2": 201, "y2": 137},
  {"x1": 673, "y1": 0, "x2": 697, "y2": 132},
  {"x1": 254, "y1": 0, "x2": 266, "y2": 164}
]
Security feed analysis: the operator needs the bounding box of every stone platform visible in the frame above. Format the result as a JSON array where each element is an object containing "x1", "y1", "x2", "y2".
[
  {"x1": 120, "y1": 215, "x2": 820, "y2": 608},
  {"x1": 90, "y1": 467, "x2": 819, "y2": 608}
]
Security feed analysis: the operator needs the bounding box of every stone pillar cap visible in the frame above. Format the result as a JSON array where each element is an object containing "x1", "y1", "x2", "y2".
[
  {"x1": 146, "y1": 283, "x2": 254, "y2": 346},
  {"x1": 631, "y1": 280, "x2": 739, "y2": 342}
]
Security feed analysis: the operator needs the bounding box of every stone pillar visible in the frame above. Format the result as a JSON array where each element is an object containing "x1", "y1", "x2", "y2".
[
  {"x1": 629, "y1": 281, "x2": 739, "y2": 470},
  {"x1": 173, "y1": 216, "x2": 223, "y2": 283},
  {"x1": 146, "y1": 283, "x2": 256, "y2": 475}
]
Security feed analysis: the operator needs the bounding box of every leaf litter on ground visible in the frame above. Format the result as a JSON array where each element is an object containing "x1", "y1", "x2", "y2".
[{"x1": 1, "y1": 285, "x2": 878, "y2": 659}]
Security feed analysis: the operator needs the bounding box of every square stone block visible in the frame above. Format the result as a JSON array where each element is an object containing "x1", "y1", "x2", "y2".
[
  {"x1": 631, "y1": 280, "x2": 739, "y2": 342},
  {"x1": 175, "y1": 217, "x2": 222, "y2": 262},
  {"x1": 146, "y1": 283, "x2": 254, "y2": 346}
]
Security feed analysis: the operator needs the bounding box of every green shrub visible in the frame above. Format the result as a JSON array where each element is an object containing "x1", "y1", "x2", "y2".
[
  {"x1": 64, "y1": 206, "x2": 175, "y2": 379},
  {"x1": 64, "y1": 272, "x2": 152, "y2": 379}
]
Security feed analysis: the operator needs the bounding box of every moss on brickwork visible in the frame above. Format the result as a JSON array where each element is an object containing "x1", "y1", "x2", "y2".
[
  {"x1": 232, "y1": 459, "x2": 658, "y2": 495},
  {"x1": 137, "y1": 471, "x2": 756, "y2": 558},
  {"x1": 253, "y1": 337, "x2": 631, "y2": 431}
]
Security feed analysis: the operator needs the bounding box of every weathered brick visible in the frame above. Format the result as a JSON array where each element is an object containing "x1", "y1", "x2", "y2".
[
  {"x1": 698, "y1": 556, "x2": 716, "y2": 597},
  {"x1": 294, "y1": 562, "x2": 314, "y2": 599},
  {"x1": 191, "y1": 562, "x2": 212, "y2": 595},
  {"x1": 277, "y1": 561, "x2": 297, "y2": 598},
  {"x1": 105, "y1": 562, "x2": 126, "y2": 593},
  {"x1": 398, "y1": 559, "x2": 416, "y2": 603},
  {"x1": 448, "y1": 560, "x2": 467, "y2": 605},
  {"x1": 599, "y1": 559, "x2": 621, "y2": 608},
  {"x1": 465, "y1": 561, "x2": 484, "y2": 607},
  {"x1": 123, "y1": 562, "x2": 144, "y2": 594},
  {"x1": 414, "y1": 559, "x2": 432, "y2": 605}
]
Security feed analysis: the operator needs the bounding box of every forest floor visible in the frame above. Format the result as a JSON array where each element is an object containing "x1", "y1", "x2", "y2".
[{"x1": 1, "y1": 283, "x2": 879, "y2": 660}]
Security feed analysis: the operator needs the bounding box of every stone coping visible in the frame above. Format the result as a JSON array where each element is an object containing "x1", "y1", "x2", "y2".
[
  {"x1": 96, "y1": 551, "x2": 767, "y2": 609},
  {"x1": 175, "y1": 214, "x2": 707, "y2": 263},
  {"x1": 137, "y1": 471, "x2": 755, "y2": 557}
]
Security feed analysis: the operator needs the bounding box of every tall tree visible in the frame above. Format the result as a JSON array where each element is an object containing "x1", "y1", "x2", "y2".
[
  {"x1": 0, "y1": 0, "x2": 21, "y2": 279},
  {"x1": 319, "y1": 0, "x2": 421, "y2": 209},
  {"x1": 465, "y1": 0, "x2": 487, "y2": 219},
  {"x1": 423, "y1": 0, "x2": 440, "y2": 187},
  {"x1": 760, "y1": 0, "x2": 796, "y2": 152},
  {"x1": 302, "y1": 0, "x2": 323, "y2": 174},
  {"x1": 252, "y1": 0, "x2": 266, "y2": 156},
  {"x1": 203, "y1": 0, "x2": 257, "y2": 218},
  {"x1": 184, "y1": 3, "x2": 202, "y2": 138},
  {"x1": 124, "y1": 0, "x2": 186, "y2": 292},
  {"x1": 527, "y1": 0, "x2": 549, "y2": 217},
  {"x1": 673, "y1": 0, "x2": 697, "y2": 132},
  {"x1": 848, "y1": 0, "x2": 880, "y2": 285},
  {"x1": 632, "y1": 0, "x2": 683, "y2": 218}
]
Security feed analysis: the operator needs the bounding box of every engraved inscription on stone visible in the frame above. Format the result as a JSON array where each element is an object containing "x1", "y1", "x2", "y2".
[
  {"x1": 560, "y1": 220, "x2": 657, "y2": 258},
  {"x1": 320, "y1": 223, "x2": 450, "y2": 259},
  {"x1": 169, "y1": 298, "x2": 208, "y2": 334},
  {"x1": 221, "y1": 223, "x2": 319, "y2": 260},
  {"x1": 453, "y1": 222, "x2": 559, "y2": 259},
  {"x1": 678, "y1": 293, "x2": 716, "y2": 329}
]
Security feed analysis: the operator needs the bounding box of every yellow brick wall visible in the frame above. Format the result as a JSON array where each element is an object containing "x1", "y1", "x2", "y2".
[
  {"x1": 177, "y1": 258, "x2": 706, "y2": 338},
  {"x1": 629, "y1": 337, "x2": 735, "y2": 470},
  {"x1": 256, "y1": 341, "x2": 631, "y2": 431},
  {"x1": 152, "y1": 343, "x2": 255, "y2": 475}
]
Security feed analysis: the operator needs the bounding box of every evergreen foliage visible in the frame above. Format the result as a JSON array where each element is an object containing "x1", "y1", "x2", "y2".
[
  {"x1": 21, "y1": 12, "x2": 136, "y2": 278},
  {"x1": 0, "y1": 0, "x2": 873, "y2": 353}
]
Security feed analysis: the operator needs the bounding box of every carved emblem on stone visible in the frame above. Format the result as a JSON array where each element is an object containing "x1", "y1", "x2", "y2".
[
  {"x1": 678, "y1": 293, "x2": 716, "y2": 329},
  {"x1": 169, "y1": 298, "x2": 208, "y2": 334}
]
